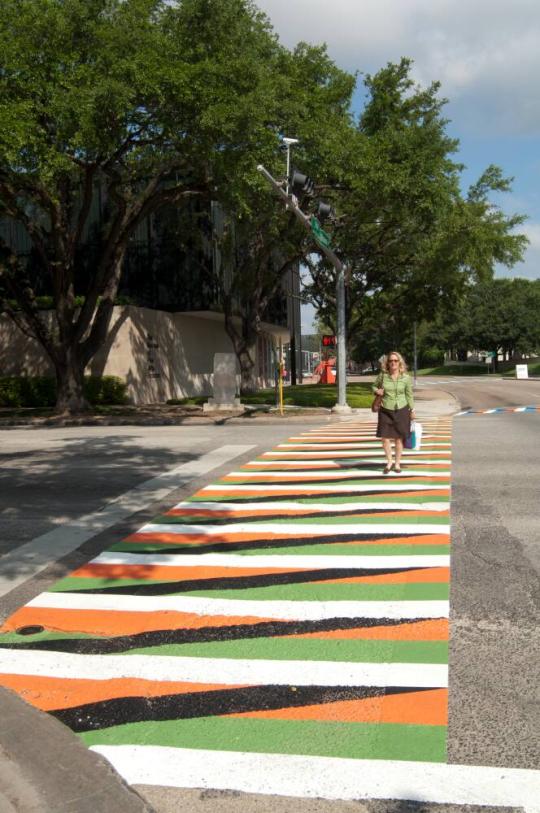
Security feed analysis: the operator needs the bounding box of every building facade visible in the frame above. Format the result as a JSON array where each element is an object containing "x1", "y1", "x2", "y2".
[{"x1": 0, "y1": 194, "x2": 299, "y2": 402}]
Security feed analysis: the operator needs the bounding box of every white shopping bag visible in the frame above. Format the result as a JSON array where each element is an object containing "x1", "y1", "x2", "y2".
[{"x1": 411, "y1": 420, "x2": 423, "y2": 451}]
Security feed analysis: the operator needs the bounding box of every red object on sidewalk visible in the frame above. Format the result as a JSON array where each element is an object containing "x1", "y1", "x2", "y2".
[{"x1": 314, "y1": 358, "x2": 336, "y2": 384}]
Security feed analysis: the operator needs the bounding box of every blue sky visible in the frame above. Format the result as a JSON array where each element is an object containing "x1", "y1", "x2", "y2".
[{"x1": 255, "y1": 0, "x2": 540, "y2": 330}]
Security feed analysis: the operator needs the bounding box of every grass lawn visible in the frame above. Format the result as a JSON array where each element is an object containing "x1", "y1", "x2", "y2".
[
  {"x1": 242, "y1": 382, "x2": 373, "y2": 409},
  {"x1": 417, "y1": 364, "x2": 489, "y2": 376},
  {"x1": 503, "y1": 362, "x2": 540, "y2": 377}
]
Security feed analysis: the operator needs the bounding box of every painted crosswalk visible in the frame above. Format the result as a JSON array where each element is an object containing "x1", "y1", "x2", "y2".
[
  {"x1": 1, "y1": 418, "x2": 537, "y2": 808},
  {"x1": 456, "y1": 405, "x2": 540, "y2": 415}
]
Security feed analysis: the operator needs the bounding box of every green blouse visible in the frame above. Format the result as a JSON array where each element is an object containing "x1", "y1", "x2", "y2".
[{"x1": 372, "y1": 372, "x2": 414, "y2": 411}]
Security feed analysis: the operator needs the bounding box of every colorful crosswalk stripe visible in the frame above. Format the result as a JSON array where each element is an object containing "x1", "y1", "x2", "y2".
[{"x1": 0, "y1": 418, "x2": 456, "y2": 794}]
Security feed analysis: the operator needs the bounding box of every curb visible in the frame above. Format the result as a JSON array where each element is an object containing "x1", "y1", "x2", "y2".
[{"x1": 0, "y1": 686, "x2": 155, "y2": 813}]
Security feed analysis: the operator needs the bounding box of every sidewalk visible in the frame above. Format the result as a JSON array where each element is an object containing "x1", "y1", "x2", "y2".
[{"x1": 0, "y1": 390, "x2": 459, "y2": 813}]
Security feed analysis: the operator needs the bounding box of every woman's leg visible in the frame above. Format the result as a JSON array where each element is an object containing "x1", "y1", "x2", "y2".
[
  {"x1": 394, "y1": 438, "x2": 403, "y2": 469},
  {"x1": 382, "y1": 438, "x2": 393, "y2": 467}
]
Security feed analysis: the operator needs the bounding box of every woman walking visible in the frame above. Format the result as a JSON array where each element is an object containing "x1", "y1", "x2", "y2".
[{"x1": 372, "y1": 351, "x2": 415, "y2": 474}]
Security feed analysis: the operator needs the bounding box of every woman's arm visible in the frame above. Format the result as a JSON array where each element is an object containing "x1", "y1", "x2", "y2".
[
  {"x1": 372, "y1": 373, "x2": 384, "y2": 396},
  {"x1": 405, "y1": 375, "x2": 415, "y2": 414}
]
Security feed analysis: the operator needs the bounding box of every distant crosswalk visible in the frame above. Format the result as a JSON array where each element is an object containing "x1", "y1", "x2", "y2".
[
  {"x1": 455, "y1": 406, "x2": 540, "y2": 415},
  {"x1": 414, "y1": 377, "x2": 501, "y2": 386}
]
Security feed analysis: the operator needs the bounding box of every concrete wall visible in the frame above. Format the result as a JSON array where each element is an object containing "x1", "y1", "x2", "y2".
[{"x1": 0, "y1": 307, "x2": 279, "y2": 403}]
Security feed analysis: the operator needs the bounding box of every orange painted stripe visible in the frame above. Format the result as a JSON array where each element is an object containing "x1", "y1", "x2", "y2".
[
  {"x1": 192, "y1": 488, "x2": 451, "y2": 499},
  {"x1": 0, "y1": 608, "x2": 279, "y2": 636},
  {"x1": 70, "y1": 563, "x2": 449, "y2": 585},
  {"x1": 0, "y1": 674, "x2": 249, "y2": 712},
  {"x1": 125, "y1": 532, "x2": 450, "y2": 547},
  {"x1": 289, "y1": 619, "x2": 448, "y2": 642},
  {"x1": 230, "y1": 688, "x2": 448, "y2": 726},
  {"x1": 70, "y1": 564, "x2": 311, "y2": 581}
]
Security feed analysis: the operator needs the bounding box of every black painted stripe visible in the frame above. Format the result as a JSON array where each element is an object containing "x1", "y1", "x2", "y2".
[
  {"x1": 51, "y1": 684, "x2": 429, "y2": 732},
  {"x1": 192, "y1": 490, "x2": 443, "y2": 503},
  {"x1": 120, "y1": 532, "x2": 432, "y2": 555},
  {"x1": 0, "y1": 616, "x2": 437, "y2": 655},
  {"x1": 161, "y1": 507, "x2": 428, "y2": 524},
  {"x1": 66, "y1": 566, "x2": 429, "y2": 596}
]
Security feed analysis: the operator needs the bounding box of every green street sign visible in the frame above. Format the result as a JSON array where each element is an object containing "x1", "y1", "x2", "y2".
[{"x1": 310, "y1": 216, "x2": 332, "y2": 249}]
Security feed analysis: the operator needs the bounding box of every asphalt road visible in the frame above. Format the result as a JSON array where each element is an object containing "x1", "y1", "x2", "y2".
[
  {"x1": 415, "y1": 374, "x2": 540, "y2": 410},
  {"x1": 0, "y1": 379, "x2": 538, "y2": 812}
]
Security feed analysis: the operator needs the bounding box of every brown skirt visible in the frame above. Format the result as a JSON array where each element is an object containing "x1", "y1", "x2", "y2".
[{"x1": 377, "y1": 405, "x2": 411, "y2": 441}]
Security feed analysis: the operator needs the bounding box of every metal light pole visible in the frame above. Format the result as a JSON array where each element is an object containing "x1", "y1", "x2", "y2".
[
  {"x1": 413, "y1": 320, "x2": 418, "y2": 387},
  {"x1": 257, "y1": 163, "x2": 351, "y2": 413}
]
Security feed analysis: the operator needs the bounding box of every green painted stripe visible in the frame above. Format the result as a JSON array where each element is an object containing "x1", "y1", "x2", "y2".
[
  {"x1": 170, "y1": 584, "x2": 450, "y2": 602},
  {"x1": 187, "y1": 495, "x2": 450, "y2": 505},
  {"x1": 0, "y1": 631, "x2": 92, "y2": 645},
  {"x1": 80, "y1": 717, "x2": 447, "y2": 762},
  {"x1": 50, "y1": 579, "x2": 449, "y2": 601},
  {"x1": 0, "y1": 634, "x2": 447, "y2": 663},
  {"x1": 108, "y1": 542, "x2": 451, "y2": 557},
  {"x1": 125, "y1": 638, "x2": 448, "y2": 663},
  {"x1": 237, "y1": 544, "x2": 451, "y2": 556}
]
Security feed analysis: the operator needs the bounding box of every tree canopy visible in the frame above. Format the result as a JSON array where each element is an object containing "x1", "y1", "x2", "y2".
[
  {"x1": 0, "y1": 0, "x2": 293, "y2": 409},
  {"x1": 304, "y1": 60, "x2": 528, "y2": 358},
  {"x1": 0, "y1": 3, "x2": 530, "y2": 409}
]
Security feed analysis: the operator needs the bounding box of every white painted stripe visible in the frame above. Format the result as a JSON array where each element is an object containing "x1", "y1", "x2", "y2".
[
  {"x1": 27, "y1": 592, "x2": 450, "y2": 620},
  {"x1": 0, "y1": 650, "x2": 447, "y2": 687},
  {"x1": 91, "y1": 552, "x2": 451, "y2": 570},
  {"x1": 202, "y1": 484, "x2": 449, "y2": 493},
  {"x1": 90, "y1": 747, "x2": 540, "y2": 812},
  {"x1": 227, "y1": 469, "x2": 450, "y2": 480},
  {"x1": 0, "y1": 445, "x2": 255, "y2": 599},
  {"x1": 136, "y1": 522, "x2": 449, "y2": 536},
  {"x1": 171, "y1": 500, "x2": 450, "y2": 513},
  {"x1": 264, "y1": 451, "x2": 451, "y2": 458}
]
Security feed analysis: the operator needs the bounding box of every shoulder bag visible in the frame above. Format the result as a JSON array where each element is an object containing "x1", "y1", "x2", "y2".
[{"x1": 371, "y1": 374, "x2": 383, "y2": 413}]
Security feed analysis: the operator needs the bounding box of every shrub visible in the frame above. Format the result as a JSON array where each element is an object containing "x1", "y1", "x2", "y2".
[
  {"x1": 84, "y1": 376, "x2": 128, "y2": 405},
  {"x1": 0, "y1": 376, "x2": 128, "y2": 407}
]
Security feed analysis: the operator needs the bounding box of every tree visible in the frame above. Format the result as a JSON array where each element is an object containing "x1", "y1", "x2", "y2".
[
  {"x1": 303, "y1": 60, "x2": 528, "y2": 360},
  {"x1": 428, "y1": 278, "x2": 540, "y2": 363},
  {"x1": 0, "y1": 0, "x2": 285, "y2": 412},
  {"x1": 216, "y1": 43, "x2": 356, "y2": 392}
]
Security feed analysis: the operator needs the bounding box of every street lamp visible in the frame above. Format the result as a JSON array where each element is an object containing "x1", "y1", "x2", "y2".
[
  {"x1": 282, "y1": 136, "x2": 299, "y2": 200},
  {"x1": 257, "y1": 163, "x2": 351, "y2": 414}
]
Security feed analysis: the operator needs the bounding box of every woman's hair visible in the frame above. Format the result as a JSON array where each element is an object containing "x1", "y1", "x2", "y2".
[{"x1": 382, "y1": 351, "x2": 408, "y2": 375}]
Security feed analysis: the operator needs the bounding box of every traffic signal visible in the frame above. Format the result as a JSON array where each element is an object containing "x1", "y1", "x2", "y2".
[
  {"x1": 290, "y1": 170, "x2": 315, "y2": 196},
  {"x1": 317, "y1": 202, "x2": 333, "y2": 222}
]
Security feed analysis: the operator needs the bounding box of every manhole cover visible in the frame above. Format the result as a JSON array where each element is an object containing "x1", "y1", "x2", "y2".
[{"x1": 15, "y1": 625, "x2": 44, "y2": 635}]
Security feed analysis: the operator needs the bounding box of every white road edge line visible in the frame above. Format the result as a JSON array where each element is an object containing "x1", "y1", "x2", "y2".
[
  {"x1": 0, "y1": 445, "x2": 255, "y2": 598},
  {"x1": 90, "y1": 747, "x2": 540, "y2": 813}
]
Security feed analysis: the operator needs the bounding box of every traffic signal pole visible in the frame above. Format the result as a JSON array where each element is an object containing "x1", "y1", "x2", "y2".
[{"x1": 257, "y1": 164, "x2": 351, "y2": 413}]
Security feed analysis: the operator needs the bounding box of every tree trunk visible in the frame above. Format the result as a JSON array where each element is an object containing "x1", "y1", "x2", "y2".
[
  {"x1": 239, "y1": 347, "x2": 258, "y2": 394},
  {"x1": 54, "y1": 347, "x2": 90, "y2": 414}
]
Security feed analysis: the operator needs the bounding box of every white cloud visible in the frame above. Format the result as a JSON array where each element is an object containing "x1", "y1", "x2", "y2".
[
  {"x1": 497, "y1": 222, "x2": 540, "y2": 280},
  {"x1": 256, "y1": 0, "x2": 540, "y2": 135}
]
